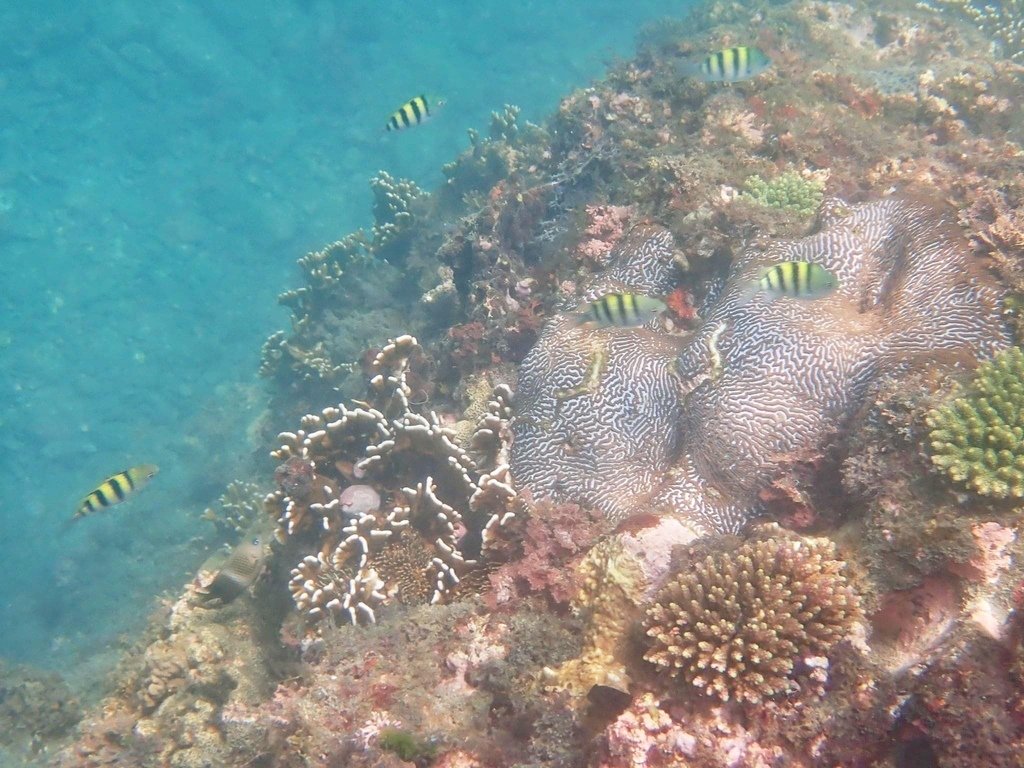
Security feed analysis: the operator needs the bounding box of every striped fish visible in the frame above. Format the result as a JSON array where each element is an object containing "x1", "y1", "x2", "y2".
[
  {"x1": 691, "y1": 46, "x2": 771, "y2": 83},
  {"x1": 385, "y1": 95, "x2": 437, "y2": 132},
  {"x1": 758, "y1": 261, "x2": 837, "y2": 299},
  {"x1": 577, "y1": 293, "x2": 666, "y2": 328},
  {"x1": 72, "y1": 464, "x2": 159, "y2": 521}
]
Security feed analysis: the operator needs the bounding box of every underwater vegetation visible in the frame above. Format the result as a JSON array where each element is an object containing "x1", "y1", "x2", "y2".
[{"x1": 42, "y1": 0, "x2": 1024, "y2": 766}]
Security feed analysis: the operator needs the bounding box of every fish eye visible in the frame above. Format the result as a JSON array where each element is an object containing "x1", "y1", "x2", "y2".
[{"x1": 252, "y1": 537, "x2": 261, "y2": 546}]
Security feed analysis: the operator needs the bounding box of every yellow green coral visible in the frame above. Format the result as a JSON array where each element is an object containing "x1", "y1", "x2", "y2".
[
  {"x1": 742, "y1": 170, "x2": 825, "y2": 215},
  {"x1": 927, "y1": 346, "x2": 1024, "y2": 497}
]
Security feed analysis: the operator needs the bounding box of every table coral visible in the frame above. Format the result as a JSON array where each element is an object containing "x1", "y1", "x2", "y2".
[
  {"x1": 927, "y1": 346, "x2": 1024, "y2": 498},
  {"x1": 512, "y1": 195, "x2": 1009, "y2": 535}
]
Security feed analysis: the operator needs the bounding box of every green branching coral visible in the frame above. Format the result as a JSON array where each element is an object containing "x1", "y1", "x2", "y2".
[
  {"x1": 742, "y1": 170, "x2": 825, "y2": 215},
  {"x1": 927, "y1": 346, "x2": 1024, "y2": 497}
]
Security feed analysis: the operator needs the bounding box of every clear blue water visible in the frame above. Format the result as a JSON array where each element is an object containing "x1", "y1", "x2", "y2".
[{"x1": 0, "y1": 1, "x2": 682, "y2": 685}]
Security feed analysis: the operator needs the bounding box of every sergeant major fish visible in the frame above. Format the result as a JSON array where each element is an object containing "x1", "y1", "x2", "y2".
[
  {"x1": 747, "y1": 260, "x2": 837, "y2": 302},
  {"x1": 575, "y1": 293, "x2": 666, "y2": 328},
  {"x1": 385, "y1": 94, "x2": 441, "y2": 132},
  {"x1": 681, "y1": 46, "x2": 771, "y2": 83},
  {"x1": 69, "y1": 464, "x2": 159, "y2": 523}
]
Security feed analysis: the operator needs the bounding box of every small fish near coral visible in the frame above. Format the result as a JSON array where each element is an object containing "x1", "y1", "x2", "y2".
[
  {"x1": 195, "y1": 537, "x2": 267, "y2": 606},
  {"x1": 67, "y1": 464, "x2": 159, "y2": 526},
  {"x1": 680, "y1": 46, "x2": 771, "y2": 83},
  {"x1": 756, "y1": 261, "x2": 837, "y2": 300},
  {"x1": 575, "y1": 293, "x2": 666, "y2": 328},
  {"x1": 385, "y1": 94, "x2": 443, "y2": 132}
]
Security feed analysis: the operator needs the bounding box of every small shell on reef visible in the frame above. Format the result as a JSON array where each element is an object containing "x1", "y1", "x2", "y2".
[
  {"x1": 339, "y1": 485, "x2": 381, "y2": 517},
  {"x1": 197, "y1": 538, "x2": 266, "y2": 606}
]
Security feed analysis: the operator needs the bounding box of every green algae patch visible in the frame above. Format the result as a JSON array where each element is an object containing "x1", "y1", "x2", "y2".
[
  {"x1": 379, "y1": 728, "x2": 439, "y2": 765},
  {"x1": 927, "y1": 346, "x2": 1024, "y2": 497}
]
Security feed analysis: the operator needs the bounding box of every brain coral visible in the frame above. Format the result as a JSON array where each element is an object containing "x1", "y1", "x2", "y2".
[
  {"x1": 511, "y1": 195, "x2": 1008, "y2": 534},
  {"x1": 927, "y1": 346, "x2": 1024, "y2": 497},
  {"x1": 643, "y1": 527, "x2": 863, "y2": 703}
]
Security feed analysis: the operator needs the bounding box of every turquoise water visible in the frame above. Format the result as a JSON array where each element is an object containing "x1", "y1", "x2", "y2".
[{"x1": 0, "y1": 1, "x2": 682, "y2": 684}]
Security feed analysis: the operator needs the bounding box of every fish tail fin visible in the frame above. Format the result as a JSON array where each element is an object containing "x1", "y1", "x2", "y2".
[{"x1": 734, "y1": 278, "x2": 762, "y2": 306}]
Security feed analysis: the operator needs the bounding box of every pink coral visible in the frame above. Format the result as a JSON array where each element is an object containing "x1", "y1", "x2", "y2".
[
  {"x1": 577, "y1": 205, "x2": 634, "y2": 264},
  {"x1": 948, "y1": 521, "x2": 1016, "y2": 584},
  {"x1": 601, "y1": 693, "x2": 695, "y2": 767},
  {"x1": 485, "y1": 498, "x2": 606, "y2": 608}
]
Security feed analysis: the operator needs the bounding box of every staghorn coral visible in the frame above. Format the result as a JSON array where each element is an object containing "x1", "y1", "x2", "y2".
[
  {"x1": 268, "y1": 335, "x2": 518, "y2": 626},
  {"x1": 513, "y1": 195, "x2": 1009, "y2": 534},
  {"x1": 643, "y1": 527, "x2": 864, "y2": 704},
  {"x1": 927, "y1": 346, "x2": 1024, "y2": 498},
  {"x1": 741, "y1": 169, "x2": 826, "y2": 215}
]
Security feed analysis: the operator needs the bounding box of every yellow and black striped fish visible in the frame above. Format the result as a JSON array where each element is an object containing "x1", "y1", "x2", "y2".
[
  {"x1": 385, "y1": 95, "x2": 437, "y2": 132},
  {"x1": 758, "y1": 261, "x2": 837, "y2": 299},
  {"x1": 576, "y1": 293, "x2": 666, "y2": 328},
  {"x1": 72, "y1": 464, "x2": 159, "y2": 521},
  {"x1": 690, "y1": 46, "x2": 771, "y2": 83}
]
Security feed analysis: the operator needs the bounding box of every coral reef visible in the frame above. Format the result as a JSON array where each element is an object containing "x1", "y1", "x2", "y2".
[
  {"x1": 741, "y1": 169, "x2": 825, "y2": 215},
  {"x1": 923, "y1": 0, "x2": 1024, "y2": 62},
  {"x1": 514, "y1": 194, "x2": 1009, "y2": 534},
  {"x1": 0, "y1": 661, "x2": 81, "y2": 762},
  {"x1": 54, "y1": 0, "x2": 1024, "y2": 764},
  {"x1": 927, "y1": 346, "x2": 1024, "y2": 498},
  {"x1": 267, "y1": 335, "x2": 518, "y2": 627},
  {"x1": 201, "y1": 479, "x2": 265, "y2": 538},
  {"x1": 643, "y1": 526, "x2": 863, "y2": 704},
  {"x1": 52, "y1": 576, "x2": 280, "y2": 768}
]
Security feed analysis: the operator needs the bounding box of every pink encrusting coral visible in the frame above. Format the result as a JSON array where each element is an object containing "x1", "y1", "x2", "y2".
[{"x1": 576, "y1": 204, "x2": 634, "y2": 263}]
